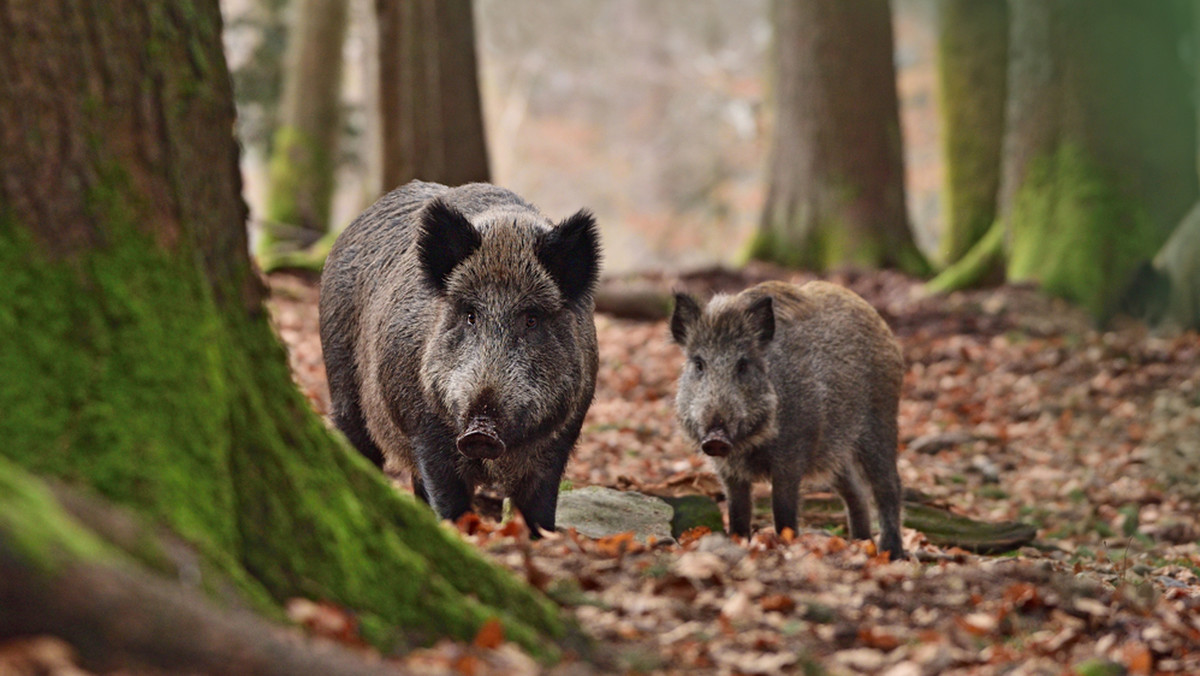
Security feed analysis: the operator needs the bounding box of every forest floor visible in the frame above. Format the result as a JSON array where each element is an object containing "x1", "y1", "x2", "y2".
[{"x1": 264, "y1": 266, "x2": 1200, "y2": 676}]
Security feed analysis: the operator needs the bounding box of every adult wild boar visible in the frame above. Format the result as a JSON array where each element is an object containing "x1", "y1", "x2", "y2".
[
  {"x1": 671, "y1": 281, "x2": 906, "y2": 559},
  {"x1": 319, "y1": 180, "x2": 601, "y2": 534}
]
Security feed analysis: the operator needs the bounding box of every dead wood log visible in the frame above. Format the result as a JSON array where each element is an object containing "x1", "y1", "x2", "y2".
[{"x1": 0, "y1": 545, "x2": 402, "y2": 676}]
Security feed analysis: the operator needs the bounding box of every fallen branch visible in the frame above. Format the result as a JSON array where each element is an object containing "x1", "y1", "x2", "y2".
[{"x1": 594, "y1": 284, "x2": 674, "y2": 321}]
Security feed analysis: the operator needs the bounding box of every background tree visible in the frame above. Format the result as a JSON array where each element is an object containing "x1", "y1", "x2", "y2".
[
  {"x1": 929, "y1": 0, "x2": 1197, "y2": 323},
  {"x1": 377, "y1": 0, "x2": 490, "y2": 190},
  {"x1": 258, "y1": 0, "x2": 349, "y2": 271},
  {"x1": 226, "y1": 0, "x2": 290, "y2": 154},
  {"x1": 935, "y1": 0, "x2": 1007, "y2": 269},
  {"x1": 750, "y1": 0, "x2": 927, "y2": 275},
  {"x1": 0, "y1": 0, "x2": 569, "y2": 667}
]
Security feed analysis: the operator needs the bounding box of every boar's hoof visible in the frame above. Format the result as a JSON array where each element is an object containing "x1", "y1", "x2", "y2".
[
  {"x1": 458, "y1": 419, "x2": 506, "y2": 459},
  {"x1": 700, "y1": 429, "x2": 733, "y2": 457}
]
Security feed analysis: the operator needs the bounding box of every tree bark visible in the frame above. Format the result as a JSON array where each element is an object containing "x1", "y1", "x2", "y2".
[
  {"x1": 936, "y1": 0, "x2": 1007, "y2": 268},
  {"x1": 1000, "y1": 0, "x2": 1197, "y2": 320},
  {"x1": 377, "y1": 0, "x2": 490, "y2": 191},
  {"x1": 0, "y1": 0, "x2": 566, "y2": 663},
  {"x1": 751, "y1": 0, "x2": 927, "y2": 275},
  {"x1": 260, "y1": 0, "x2": 348, "y2": 269},
  {"x1": 0, "y1": 462, "x2": 398, "y2": 676}
]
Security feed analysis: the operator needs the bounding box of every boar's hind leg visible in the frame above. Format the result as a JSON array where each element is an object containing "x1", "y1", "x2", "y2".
[
  {"x1": 833, "y1": 466, "x2": 873, "y2": 541},
  {"x1": 856, "y1": 426, "x2": 905, "y2": 559}
]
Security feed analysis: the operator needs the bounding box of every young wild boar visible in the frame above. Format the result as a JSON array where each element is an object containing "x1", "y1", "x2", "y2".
[
  {"x1": 319, "y1": 180, "x2": 601, "y2": 534},
  {"x1": 671, "y1": 281, "x2": 906, "y2": 559}
]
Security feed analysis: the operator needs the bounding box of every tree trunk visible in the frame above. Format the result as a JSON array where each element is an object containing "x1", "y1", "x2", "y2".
[
  {"x1": 377, "y1": 0, "x2": 490, "y2": 191},
  {"x1": 0, "y1": 0, "x2": 566, "y2": 663},
  {"x1": 259, "y1": 0, "x2": 348, "y2": 270},
  {"x1": 751, "y1": 0, "x2": 927, "y2": 275},
  {"x1": 1000, "y1": 0, "x2": 1197, "y2": 320},
  {"x1": 936, "y1": 0, "x2": 1007, "y2": 268}
]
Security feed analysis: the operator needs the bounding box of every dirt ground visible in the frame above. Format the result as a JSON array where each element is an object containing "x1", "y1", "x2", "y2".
[{"x1": 265, "y1": 267, "x2": 1200, "y2": 675}]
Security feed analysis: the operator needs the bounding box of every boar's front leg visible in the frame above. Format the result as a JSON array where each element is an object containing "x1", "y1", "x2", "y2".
[
  {"x1": 411, "y1": 475, "x2": 429, "y2": 504},
  {"x1": 512, "y1": 473, "x2": 562, "y2": 537},
  {"x1": 412, "y1": 437, "x2": 473, "y2": 523},
  {"x1": 513, "y1": 450, "x2": 571, "y2": 537},
  {"x1": 723, "y1": 474, "x2": 753, "y2": 537},
  {"x1": 770, "y1": 468, "x2": 801, "y2": 537}
]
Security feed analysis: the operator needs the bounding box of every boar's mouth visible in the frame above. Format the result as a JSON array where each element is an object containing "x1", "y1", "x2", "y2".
[
  {"x1": 457, "y1": 417, "x2": 506, "y2": 460},
  {"x1": 700, "y1": 427, "x2": 734, "y2": 457}
]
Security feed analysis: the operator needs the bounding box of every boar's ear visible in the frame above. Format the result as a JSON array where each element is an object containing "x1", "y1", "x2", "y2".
[
  {"x1": 670, "y1": 293, "x2": 701, "y2": 345},
  {"x1": 537, "y1": 210, "x2": 601, "y2": 305},
  {"x1": 746, "y1": 295, "x2": 775, "y2": 345},
  {"x1": 418, "y1": 199, "x2": 482, "y2": 293}
]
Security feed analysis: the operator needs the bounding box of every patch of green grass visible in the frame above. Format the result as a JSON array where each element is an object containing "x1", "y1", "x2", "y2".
[
  {"x1": 1118, "y1": 504, "x2": 1140, "y2": 537},
  {"x1": 802, "y1": 602, "x2": 837, "y2": 624},
  {"x1": 978, "y1": 486, "x2": 1009, "y2": 500}
]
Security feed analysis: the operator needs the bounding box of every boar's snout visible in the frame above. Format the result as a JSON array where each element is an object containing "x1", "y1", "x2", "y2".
[
  {"x1": 457, "y1": 417, "x2": 506, "y2": 459},
  {"x1": 700, "y1": 427, "x2": 733, "y2": 457}
]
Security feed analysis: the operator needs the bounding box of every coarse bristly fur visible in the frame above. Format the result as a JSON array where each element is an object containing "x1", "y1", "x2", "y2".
[
  {"x1": 319, "y1": 180, "x2": 601, "y2": 535},
  {"x1": 671, "y1": 280, "x2": 907, "y2": 559}
]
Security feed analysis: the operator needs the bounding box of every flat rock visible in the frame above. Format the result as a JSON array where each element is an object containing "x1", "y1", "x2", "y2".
[{"x1": 556, "y1": 486, "x2": 675, "y2": 543}]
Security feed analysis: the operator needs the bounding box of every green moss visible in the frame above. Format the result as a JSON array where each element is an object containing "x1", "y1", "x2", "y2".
[
  {"x1": 936, "y1": 0, "x2": 1007, "y2": 267},
  {"x1": 0, "y1": 457, "x2": 117, "y2": 570},
  {"x1": 748, "y1": 182, "x2": 929, "y2": 276},
  {"x1": 745, "y1": 209, "x2": 867, "y2": 271},
  {"x1": 924, "y1": 217, "x2": 1005, "y2": 293},
  {"x1": 1007, "y1": 143, "x2": 1161, "y2": 320},
  {"x1": 261, "y1": 125, "x2": 335, "y2": 256},
  {"x1": 0, "y1": 177, "x2": 239, "y2": 558},
  {"x1": 256, "y1": 228, "x2": 337, "y2": 273}
]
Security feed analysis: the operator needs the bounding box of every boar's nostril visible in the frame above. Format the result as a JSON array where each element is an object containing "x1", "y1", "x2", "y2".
[
  {"x1": 457, "y1": 417, "x2": 506, "y2": 459},
  {"x1": 700, "y1": 427, "x2": 733, "y2": 457}
]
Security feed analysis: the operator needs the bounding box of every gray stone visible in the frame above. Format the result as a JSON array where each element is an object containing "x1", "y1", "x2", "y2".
[{"x1": 556, "y1": 486, "x2": 675, "y2": 543}]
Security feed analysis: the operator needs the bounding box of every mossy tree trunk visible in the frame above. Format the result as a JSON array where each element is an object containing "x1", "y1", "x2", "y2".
[
  {"x1": 377, "y1": 0, "x2": 490, "y2": 191},
  {"x1": 936, "y1": 0, "x2": 1007, "y2": 268},
  {"x1": 0, "y1": 0, "x2": 565, "y2": 662},
  {"x1": 751, "y1": 0, "x2": 928, "y2": 275},
  {"x1": 998, "y1": 0, "x2": 1197, "y2": 320},
  {"x1": 259, "y1": 0, "x2": 348, "y2": 272}
]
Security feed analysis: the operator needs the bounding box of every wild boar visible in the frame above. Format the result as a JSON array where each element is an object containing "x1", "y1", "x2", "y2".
[
  {"x1": 319, "y1": 180, "x2": 601, "y2": 534},
  {"x1": 671, "y1": 280, "x2": 906, "y2": 559}
]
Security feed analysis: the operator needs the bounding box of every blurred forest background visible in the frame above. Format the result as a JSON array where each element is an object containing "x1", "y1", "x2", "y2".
[
  {"x1": 222, "y1": 0, "x2": 1200, "y2": 331},
  {"x1": 222, "y1": 0, "x2": 937, "y2": 271}
]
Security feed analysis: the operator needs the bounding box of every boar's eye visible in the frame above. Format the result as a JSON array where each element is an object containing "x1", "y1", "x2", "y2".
[
  {"x1": 465, "y1": 309, "x2": 477, "y2": 326},
  {"x1": 691, "y1": 356, "x2": 705, "y2": 373},
  {"x1": 736, "y1": 357, "x2": 749, "y2": 375},
  {"x1": 523, "y1": 311, "x2": 539, "y2": 330}
]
